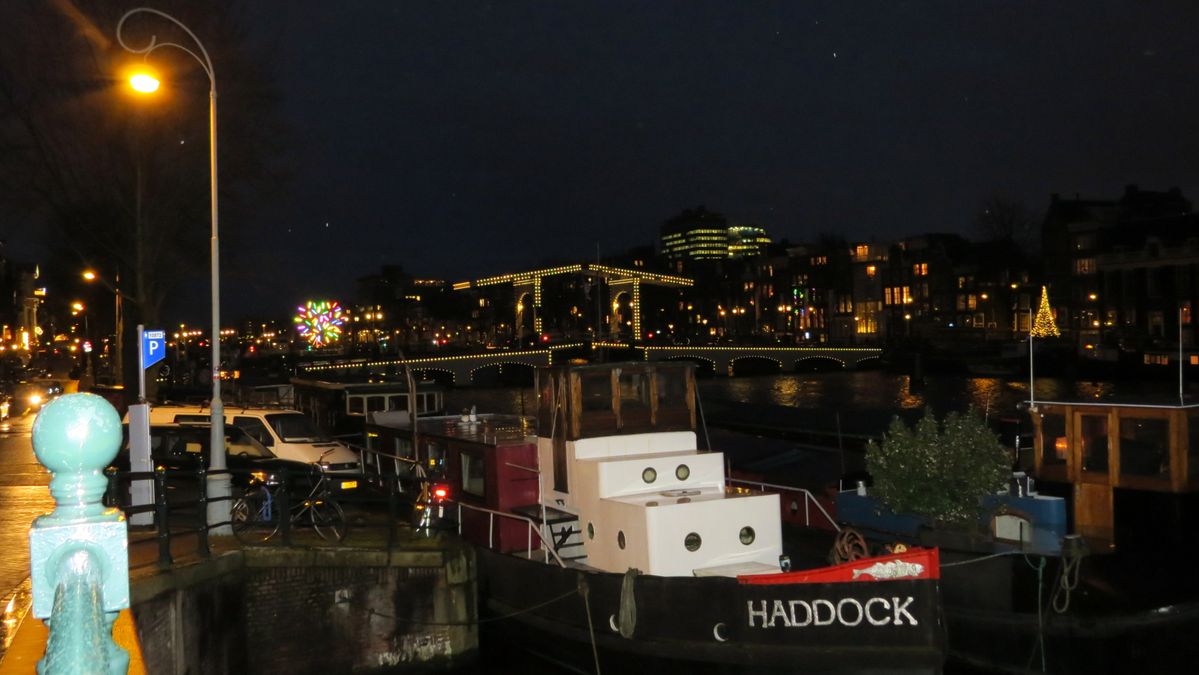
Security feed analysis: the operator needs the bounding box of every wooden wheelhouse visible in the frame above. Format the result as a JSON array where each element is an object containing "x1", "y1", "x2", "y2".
[
  {"x1": 536, "y1": 361, "x2": 696, "y2": 497},
  {"x1": 1031, "y1": 400, "x2": 1199, "y2": 548}
]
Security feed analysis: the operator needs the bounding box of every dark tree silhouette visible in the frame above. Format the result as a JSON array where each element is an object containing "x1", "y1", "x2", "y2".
[
  {"x1": 0, "y1": 0, "x2": 286, "y2": 391},
  {"x1": 974, "y1": 194, "x2": 1037, "y2": 251}
]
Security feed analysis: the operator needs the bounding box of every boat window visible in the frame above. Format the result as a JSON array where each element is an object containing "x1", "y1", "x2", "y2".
[
  {"x1": 642, "y1": 467, "x2": 657, "y2": 483},
  {"x1": 675, "y1": 464, "x2": 690, "y2": 481},
  {"x1": 1040, "y1": 412, "x2": 1066, "y2": 466},
  {"x1": 739, "y1": 527, "x2": 756, "y2": 545},
  {"x1": 1189, "y1": 411, "x2": 1199, "y2": 480},
  {"x1": 657, "y1": 369, "x2": 688, "y2": 408},
  {"x1": 388, "y1": 394, "x2": 407, "y2": 411},
  {"x1": 685, "y1": 532, "x2": 702, "y2": 552},
  {"x1": 424, "y1": 441, "x2": 446, "y2": 472},
  {"x1": 366, "y1": 396, "x2": 387, "y2": 413},
  {"x1": 1079, "y1": 414, "x2": 1109, "y2": 473},
  {"x1": 581, "y1": 373, "x2": 612, "y2": 412},
  {"x1": 587, "y1": 522, "x2": 594, "y2": 540},
  {"x1": 1120, "y1": 418, "x2": 1170, "y2": 479},
  {"x1": 347, "y1": 396, "x2": 364, "y2": 415},
  {"x1": 617, "y1": 531, "x2": 626, "y2": 549},
  {"x1": 394, "y1": 437, "x2": 414, "y2": 459},
  {"x1": 461, "y1": 450, "x2": 486, "y2": 497},
  {"x1": 620, "y1": 371, "x2": 651, "y2": 410}
]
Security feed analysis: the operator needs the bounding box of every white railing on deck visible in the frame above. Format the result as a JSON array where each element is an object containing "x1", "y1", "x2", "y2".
[
  {"x1": 348, "y1": 441, "x2": 420, "y2": 485},
  {"x1": 726, "y1": 477, "x2": 840, "y2": 532},
  {"x1": 453, "y1": 501, "x2": 568, "y2": 568}
]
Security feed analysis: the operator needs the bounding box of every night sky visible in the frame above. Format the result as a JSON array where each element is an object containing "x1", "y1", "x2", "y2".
[{"x1": 24, "y1": 1, "x2": 1199, "y2": 319}]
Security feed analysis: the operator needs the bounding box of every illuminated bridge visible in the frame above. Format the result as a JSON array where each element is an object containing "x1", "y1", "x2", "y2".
[
  {"x1": 296, "y1": 343, "x2": 883, "y2": 385},
  {"x1": 452, "y1": 263, "x2": 693, "y2": 340}
]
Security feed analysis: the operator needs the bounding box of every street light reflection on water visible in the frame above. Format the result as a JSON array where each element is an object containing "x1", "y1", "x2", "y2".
[{"x1": 445, "y1": 371, "x2": 1187, "y2": 421}]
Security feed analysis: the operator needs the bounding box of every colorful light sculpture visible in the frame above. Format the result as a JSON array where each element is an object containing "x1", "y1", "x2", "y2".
[{"x1": 294, "y1": 300, "x2": 346, "y2": 347}]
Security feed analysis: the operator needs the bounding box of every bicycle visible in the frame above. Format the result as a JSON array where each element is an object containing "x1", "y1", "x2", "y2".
[{"x1": 231, "y1": 464, "x2": 348, "y2": 543}]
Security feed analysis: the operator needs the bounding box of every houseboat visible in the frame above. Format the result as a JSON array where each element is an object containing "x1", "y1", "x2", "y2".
[
  {"x1": 364, "y1": 361, "x2": 944, "y2": 672},
  {"x1": 839, "y1": 398, "x2": 1199, "y2": 674},
  {"x1": 292, "y1": 377, "x2": 444, "y2": 439}
]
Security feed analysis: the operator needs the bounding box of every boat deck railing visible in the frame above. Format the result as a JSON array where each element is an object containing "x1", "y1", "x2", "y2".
[
  {"x1": 349, "y1": 441, "x2": 421, "y2": 484},
  {"x1": 726, "y1": 478, "x2": 840, "y2": 532},
  {"x1": 452, "y1": 501, "x2": 568, "y2": 568}
]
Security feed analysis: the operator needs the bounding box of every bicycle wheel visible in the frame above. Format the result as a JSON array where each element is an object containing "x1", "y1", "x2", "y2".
[
  {"x1": 232, "y1": 486, "x2": 279, "y2": 543},
  {"x1": 309, "y1": 498, "x2": 347, "y2": 542}
]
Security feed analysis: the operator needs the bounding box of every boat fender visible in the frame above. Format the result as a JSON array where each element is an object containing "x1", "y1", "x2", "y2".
[{"x1": 617, "y1": 567, "x2": 640, "y2": 638}]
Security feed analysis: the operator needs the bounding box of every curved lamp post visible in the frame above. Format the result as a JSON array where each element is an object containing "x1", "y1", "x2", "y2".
[{"x1": 116, "y1": 7, "x2": 229, "y2": 534}]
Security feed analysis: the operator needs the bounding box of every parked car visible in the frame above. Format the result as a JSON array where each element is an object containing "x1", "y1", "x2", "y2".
[
  {"x1": 141, "y1": 404, "x2": 360, "y2": 471},
  {"x1": 109, "y1": 423, "x2": 333, "y2": 508}
]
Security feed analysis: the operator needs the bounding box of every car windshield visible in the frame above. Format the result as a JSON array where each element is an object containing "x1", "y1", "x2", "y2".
[
  {"x1": 266, "y1": 413, "x2": 327, "y2": 442},
  {"x1": 225, "y1": 427, "x2": 273, "y2": 459}
]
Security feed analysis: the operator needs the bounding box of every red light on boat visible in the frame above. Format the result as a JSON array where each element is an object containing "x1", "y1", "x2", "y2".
[{"x1": 433, "y1": 485, "x2": 449, "y2": 500}]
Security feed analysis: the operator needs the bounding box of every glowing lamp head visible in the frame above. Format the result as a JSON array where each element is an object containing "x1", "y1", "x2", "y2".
[
  {"x1": 130, "y1": 72, "x2": 160, "y2": 94},
  {"x1": 82, "y1": 270, "x2": 97, "y2": 281}
]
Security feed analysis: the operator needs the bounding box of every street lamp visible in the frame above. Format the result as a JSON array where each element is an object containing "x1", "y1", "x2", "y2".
[
  {"x1": 117, "y1": 8, "x2": 229, "y2": 533},
  {"x1": 81, "y1": 268, "x2": 127, "y2": 386}
]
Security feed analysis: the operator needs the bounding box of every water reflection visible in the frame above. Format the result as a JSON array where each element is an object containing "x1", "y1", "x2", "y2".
[{"x1": 444, "y1": 371, "x2": 1199, "y2": 421}]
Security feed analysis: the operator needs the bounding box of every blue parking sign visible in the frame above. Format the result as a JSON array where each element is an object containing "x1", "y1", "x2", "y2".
[{"x1": 142, "y1": 329, "x2": 167, "y2": 369}]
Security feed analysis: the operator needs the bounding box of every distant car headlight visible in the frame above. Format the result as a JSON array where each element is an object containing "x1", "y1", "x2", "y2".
[{"x1": 28, "y1": 394, "x2": 42, "y2": 406}]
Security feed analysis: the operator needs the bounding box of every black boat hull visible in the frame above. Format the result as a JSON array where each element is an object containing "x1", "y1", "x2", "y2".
[{"x1": 476, "y1": 548, "x2": 945, "y2": 673}]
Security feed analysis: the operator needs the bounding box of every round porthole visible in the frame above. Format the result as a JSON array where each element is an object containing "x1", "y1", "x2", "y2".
[
  {"x1": 675, "y1": 464, "x2": 690, "y2": 481},
  {"x1": 587, "y1": 522, "x2": 595, "y2": 540},
  {"x1": 685, "y1": 532, "x2": 702, "y2": 552},
  {"x1": 642, "y1": 467, "x2": 657, "y2": 483},
  {"x1": 618, "y1": 531, "x2": 626, "y2": 549},
  {"x1": 739, "y1": 526, "x2": 756, "y2": 545}
]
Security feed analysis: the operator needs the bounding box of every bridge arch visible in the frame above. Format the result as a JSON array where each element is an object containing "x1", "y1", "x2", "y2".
[
  {"x1": 853, "y1": 355, "x2": 882, "y2": 369},
  {"x1": 662, "y1": 355, "x2": 717, "y2": 377},
  {"x1": 729, "y1": 355, "x2": 784, "y2": 376},
  {"x1": 411, "y1": 367, "x2": 455, "y2": 386},
  {"x1": 470, "y1": 361, "x2": 537, "y2": 386},
  {"x1": 794, "y1": 355, "x2": 846, "y2": 372}
]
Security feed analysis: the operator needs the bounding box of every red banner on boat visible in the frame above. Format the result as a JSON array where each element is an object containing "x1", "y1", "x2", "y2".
[{"x1": 739, "y1": 548, "x2": 940, "y2": 585}]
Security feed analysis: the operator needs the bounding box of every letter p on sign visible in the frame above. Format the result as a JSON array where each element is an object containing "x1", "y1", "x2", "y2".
[{"x1": 142, "y1": 330, "x2": 167, "y2": 369}]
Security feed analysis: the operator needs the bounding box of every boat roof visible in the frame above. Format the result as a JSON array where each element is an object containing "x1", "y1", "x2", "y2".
[
  {"x1": 408, "y1": 414, "x2": 536, "y2": 446},
  {"x1": 1028, "y1": 399, "x2": 1199, "y2": 410}
]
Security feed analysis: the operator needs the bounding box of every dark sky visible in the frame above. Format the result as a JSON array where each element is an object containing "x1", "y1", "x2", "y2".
[{"x1": 222, "y1": 1, "x2": 1199, "y2": 316}]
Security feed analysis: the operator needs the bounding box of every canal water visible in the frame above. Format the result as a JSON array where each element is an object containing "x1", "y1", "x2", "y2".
[{"x1": 445, "y1": 369, "x2": 1199, "y2": 422}]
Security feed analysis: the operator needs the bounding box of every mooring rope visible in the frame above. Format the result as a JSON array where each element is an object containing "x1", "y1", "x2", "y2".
[{"x1": 578, "y1": 575, "x2": 603, "y2": 675}]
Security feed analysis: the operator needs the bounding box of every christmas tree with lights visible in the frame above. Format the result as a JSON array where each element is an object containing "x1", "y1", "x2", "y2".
[{"x1": 1031, "y1": 285, "x2": 1060, "y2": 338}]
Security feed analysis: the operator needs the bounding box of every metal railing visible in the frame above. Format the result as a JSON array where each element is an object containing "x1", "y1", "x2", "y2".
[
  {"x1": 452, "y1": 501, "x2": 567, "y2": 567},
  {"x1": 349, "y1": 441, "x2": 421, "y2": 482},
  {"x1": 726, "y1": 477, "x2": 841, "y2": 532}
]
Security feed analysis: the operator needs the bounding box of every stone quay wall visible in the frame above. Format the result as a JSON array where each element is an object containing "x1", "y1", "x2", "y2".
[{"x1": 130, "y1": 545, "x2": 477, "y2": 674}]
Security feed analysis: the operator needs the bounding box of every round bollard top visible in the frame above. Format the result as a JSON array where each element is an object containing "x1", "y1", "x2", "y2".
[{"x1": 31, "y1": 393, "x2": 123, "y2": 475}]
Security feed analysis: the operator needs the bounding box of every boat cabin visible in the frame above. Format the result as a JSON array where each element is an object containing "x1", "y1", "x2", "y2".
[
  {"x1": 365, "y1": 361, "x2": 787, "y2": 577},
  {"x1": 532, "y1": 361, "x2": 783, "y2": 576},
  {"x1": 1030, "y1": 400, "x2": 1199, "y2": 548},
  {"x1": 292, "y1": 378, "x2": 444, "y2": 438}
]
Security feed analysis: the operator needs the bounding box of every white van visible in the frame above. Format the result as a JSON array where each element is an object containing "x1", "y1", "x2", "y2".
[{"x1": 146, "y1": 404, "x2": 360, "y2": 471}]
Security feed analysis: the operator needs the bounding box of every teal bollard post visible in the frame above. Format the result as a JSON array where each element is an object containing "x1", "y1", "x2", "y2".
[{"x1": 28, "y1": 393, "x2": 130, "y2": 675}]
